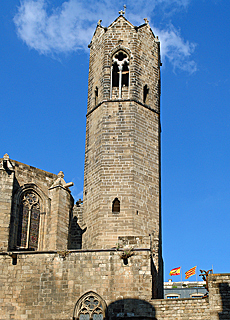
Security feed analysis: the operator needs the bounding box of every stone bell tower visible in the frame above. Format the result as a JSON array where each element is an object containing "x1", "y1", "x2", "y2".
[{"x1": 83, "y1": 14, "x2": 162, "y2": 266}]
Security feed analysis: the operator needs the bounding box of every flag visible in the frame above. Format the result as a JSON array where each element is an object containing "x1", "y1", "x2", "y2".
[
  {"x1": 169, "y1": 267, "x2": 181, "y2": 276},
  {"x1": 185, "y1": 266, "x2": 197, "y2": 279}
]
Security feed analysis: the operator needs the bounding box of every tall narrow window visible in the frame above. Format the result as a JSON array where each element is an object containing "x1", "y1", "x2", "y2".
[
  {"x1": 111, "y1": 51, "x2": 129, "y2": 99},
  {"x1": 17, "y1": 192, "x2": 40, "y2": 250},
  {"x1": 112, "y1": 198, "x2": 120, "y2": 213},
  {"x1": 95, "y1": 87, "x2": 98, "y2": 106},
  {"x1": 143, "y1": 84, "x2": 149, "y2": 104}
]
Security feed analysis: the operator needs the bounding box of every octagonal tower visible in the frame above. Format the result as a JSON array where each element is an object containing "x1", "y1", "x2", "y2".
[{"x1": 83, "y1": 15, "x2": 162, "y2": 275}]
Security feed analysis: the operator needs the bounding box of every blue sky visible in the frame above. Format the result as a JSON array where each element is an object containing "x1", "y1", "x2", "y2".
[{"x1": 0, "y1": 0, "x2": 229, "y2": 281}]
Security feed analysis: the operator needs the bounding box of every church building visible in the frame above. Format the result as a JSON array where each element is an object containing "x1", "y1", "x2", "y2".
[{"x1": 0, "y1": 13, "x2": 229, "y2": 320}]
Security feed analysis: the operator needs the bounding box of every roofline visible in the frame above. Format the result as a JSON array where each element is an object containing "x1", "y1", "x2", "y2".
[
  {"x1": 107, "y1": 14, "x2": 134, "y2": 29},
  {"x1": 89, "y1": 15, "x2": 160, "y2": 48},
  {"x1": 1, "y1": 158, "x2": 58, "y2": 178}
]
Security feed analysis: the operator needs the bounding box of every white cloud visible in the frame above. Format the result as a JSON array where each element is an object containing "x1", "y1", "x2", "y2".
[
  {"x1": 14, "y1": 0, "x2": 196, "y2": 72},
  {"x1": 14, "y1": 0, "x2": 95, "y2": 54},
  {"x1": 156, "y1": 25, "x2": 197, "y2": 73}
]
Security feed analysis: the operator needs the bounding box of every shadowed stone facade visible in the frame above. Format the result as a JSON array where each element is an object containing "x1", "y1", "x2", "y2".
[{"x1": 1, "y1": 14, "x2": 230, "y2": 320}]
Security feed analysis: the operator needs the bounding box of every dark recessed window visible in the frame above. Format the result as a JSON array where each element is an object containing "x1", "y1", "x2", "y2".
[
  {"x1": 143, "y1": 84, "x2": 149, "y2": 104},
  {"x1": 112, "y1": 198, "x2": 120, "y2": 213},
  {"x1": 95, "y1": 87, "x2": 98, "y2": 106}
]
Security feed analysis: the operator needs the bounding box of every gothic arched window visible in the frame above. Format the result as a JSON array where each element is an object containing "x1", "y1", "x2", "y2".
[
  {"x1": 17, "y1": 191, "x2": 40, "y2": 250},
  {"x1": 112, "y1": 198, "x2": 120, "y2": 213},
  {"x1": 73, "y1": 292, "x2": 107, "y2": 320},
  {"x1": 111, "y1": 51, "x2": 129, "y2": 99}
]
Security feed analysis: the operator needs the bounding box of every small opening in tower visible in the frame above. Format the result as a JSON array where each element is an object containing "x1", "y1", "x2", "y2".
[
  {"x1": 112, "y1": 198, "x2": 120, "y2": 213},
  {"x1": 12, "y1": 255, "x2": 17, "y2": 265},
  {"x1": 136, "y1": 210, "x2": 139, "y2": 215},
  {"x1": 95, "y1": 87, "x2": 98, "y2": 106},
  {"x1": 143, "y1": 85, "x2": 149, "y2": 104}
]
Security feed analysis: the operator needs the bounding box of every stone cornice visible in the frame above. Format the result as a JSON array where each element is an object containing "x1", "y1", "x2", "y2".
[{"x1": 86, "y1": 99, "x2": 160, "y2": 117}]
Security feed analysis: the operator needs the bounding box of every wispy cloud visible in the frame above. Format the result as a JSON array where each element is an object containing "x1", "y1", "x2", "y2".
[
  {"x1": 14, "y1": 0, "x2": 196, "y2": 73},
  {"x1": 156, "y1": 25, "x2": 197, "y2": 73}
]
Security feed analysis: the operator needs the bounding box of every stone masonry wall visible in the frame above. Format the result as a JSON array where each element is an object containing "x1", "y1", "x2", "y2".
[
  {"x1": 1, "y1": 250, "x2": 229, "y2": 320},
  {"x1": 0, "y1": 249, "x2": 152, "y2": 320},
  {"x1": 83, "y1": 101, "x2": 160, "y2": 250},
  {"x1": 12, "y1": 160, "x2": 57, "y2": 192},
  {"x1": 0, "y1": 157, "x2": 74, "y2": 252},
  {"x1": 153, "y1": 298, "x2": 210, "y2": 320},
  {"x1": 0, "y1": 161, "x2": 14, "y2": 251},
  {"x1": 108, "y1": 296, "x2": 210, "y2": 320},
  {"x1": 6, "y1": 159, "x2": 58, "y2": 251},
  {"x1": 48, "y1": 184, "x2": 74, "y2": 251},
  {"x1": 68, "y1": 202, "x2": 84, "y2": 249},
  {"x1": 208, "y1": 273, "x2": 230, "y2": 320}
]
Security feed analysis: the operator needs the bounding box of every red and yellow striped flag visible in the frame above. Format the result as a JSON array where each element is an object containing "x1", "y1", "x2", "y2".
[
  {"x1": 185, "y1": 266, "x2": 196, "y2": 279},
  {"x1": 169, "y1": 267, "x2": 181, "y2": 276}
]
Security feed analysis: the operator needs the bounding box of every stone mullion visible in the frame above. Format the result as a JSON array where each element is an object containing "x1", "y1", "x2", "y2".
[
  {"x1": 110, "y1": 65, "x2": 113, "y2": 99},
  {"x1": 26, "y1": 206, "x2": 32, "y2": 248},
  {"x1": 118, "y1": 64, "x2": 123, "y2": 99}
]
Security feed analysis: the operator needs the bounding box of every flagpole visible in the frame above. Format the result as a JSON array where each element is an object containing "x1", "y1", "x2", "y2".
[
  {"x1": 181, "y1": 266, "x2": 182, "y2": 287},
  {"x1": 196, "y1": 267, "x2": 198, "y2": 293}
]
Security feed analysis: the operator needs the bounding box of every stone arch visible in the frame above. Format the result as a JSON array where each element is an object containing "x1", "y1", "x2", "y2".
[
  {"x1": 13, "y1": 183, "x2": 48, "y2": 209},
  {"x1": 109, "y1": 45, "x2": 132, "y2": 62},
  {"x1": 73, "y1": 291, "x2": 107, "y2": 320},
  {"x1": 9, "y1": 183, "x2": 49, "y2": 251},
  {"x1": 110, "y1": 47, "x2": 132, "y2": 100}
]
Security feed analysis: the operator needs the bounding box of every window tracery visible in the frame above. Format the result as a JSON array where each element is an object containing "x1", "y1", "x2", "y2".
[
  {"x1": 111, "y1": 51, "x2": 129, "y2": 99},
  {"x1": 17, "y1": 191, "x2": 40, "y2": 250},
  {"x1": 74, "y1": 292, "x2": 106, "y2": 320}
]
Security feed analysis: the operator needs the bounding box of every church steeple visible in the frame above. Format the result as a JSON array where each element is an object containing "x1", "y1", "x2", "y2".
[
  {"x1": 87, "y1": 15, "x2": 161, "y2": 113},
  {"x1": 83, "y1": 17, "x2": 162, "y2": 292}
]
